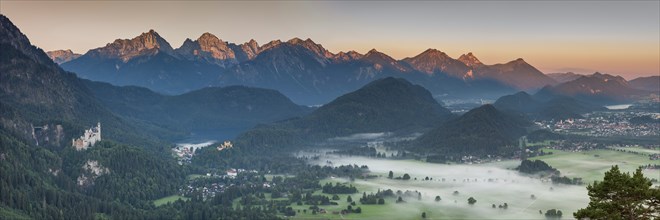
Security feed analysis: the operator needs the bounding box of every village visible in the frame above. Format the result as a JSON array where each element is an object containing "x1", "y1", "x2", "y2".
[
  {"x1": 172, "y1": 140, "x2": 233, "y2": 165},
  {"x1": 540, "y1": 111, "x2": 660, "y2": 137}
]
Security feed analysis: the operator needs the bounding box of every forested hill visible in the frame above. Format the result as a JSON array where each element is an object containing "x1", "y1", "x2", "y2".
[
  {"x1": 83, "y1": 80, "x2": 311, "y2": 134},
  {"x1": 0, "y1": 14, "x2": 187, "y2": 219},
  {"x1": 232, "y1": 77, "x2": 454, "y2": 150},
  {"x1": 413, "y1": 104, "x2": 531, "y2": 157}
]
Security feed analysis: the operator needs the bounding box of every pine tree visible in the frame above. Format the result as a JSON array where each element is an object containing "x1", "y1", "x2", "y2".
[{"x1": 574, "y1": 166, "x2": 660, "y2": 220}]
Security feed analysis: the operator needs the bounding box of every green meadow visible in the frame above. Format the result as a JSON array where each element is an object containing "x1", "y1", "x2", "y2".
[{"x1": 530, "y1": 148, "x2": 659, "y2": 183}]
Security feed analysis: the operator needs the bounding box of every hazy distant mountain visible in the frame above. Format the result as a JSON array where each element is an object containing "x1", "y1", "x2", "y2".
[
  {"x1": 493, "y1": 91, "x2": 604, "y2": 120},
  {"x1": 536, "y1": 72, "x2": 648, "y2": 104},
  {"x1": 547, "y1": 72, "x2": 584, "y2": 83},
  {"x1": 402, "y1": 49, "x2": 471, "y2": 78},
  {"x1": 475, "y1": 58, "x2": 557, "y2": 90},
  {"x1": 47, "y1": 49, "x2": 81, "y2": 64},
  {"x1": 361, "y1": 49, "x2": 411, "y2": 73},
  {"x1": 629, "y1": 76, "x2": 660, "y2": 92},
  {"x1": 414, "y1": 104, "x2": 531, "y2": 157},
  {"x1": 84, "y1": 80, "x2": 311, "y2": 137},
  {"x1": 235, "y1": 77, "x2": 453, "y2": 148}
]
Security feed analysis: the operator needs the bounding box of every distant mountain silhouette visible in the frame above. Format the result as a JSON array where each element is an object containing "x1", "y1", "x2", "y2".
[
  {"x1": 629, "y1": 76, "x2": 660, "y2": 92},
  {"x1": 535, "y1": 72, "x2": 648, "y2": 104},
  {"x1": 547, "y1": 72, "x2": 584, "y2": 83}
]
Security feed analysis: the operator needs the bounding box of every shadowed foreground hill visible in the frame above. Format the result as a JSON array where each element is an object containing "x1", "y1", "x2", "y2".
[
  {"x1": 413, "y1": 104, "x2": 532, "y2": 158},
  {"x1": 232, "y1": 77, "x2": 453, "y2": 150}
]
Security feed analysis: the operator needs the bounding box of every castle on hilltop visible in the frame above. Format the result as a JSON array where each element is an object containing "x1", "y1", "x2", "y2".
[
  {"x1": 217, "y1": 140, "x2": 233, "y2": 151},
  {"x1": 72, "y1": 122, "x2": 101, "y2": 150}
]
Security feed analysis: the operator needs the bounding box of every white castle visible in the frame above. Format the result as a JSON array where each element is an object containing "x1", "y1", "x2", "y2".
[{"x1": 72, "y1": 122, "x2": 101, "y2": 150}]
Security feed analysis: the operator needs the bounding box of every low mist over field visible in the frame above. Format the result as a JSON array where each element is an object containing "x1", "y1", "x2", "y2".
[{"x1": 304, "y1": 152, "x2": 589, "y2": 219}]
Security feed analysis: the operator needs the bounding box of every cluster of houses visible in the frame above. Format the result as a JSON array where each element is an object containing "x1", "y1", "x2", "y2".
[{"x1": 544, "y1": 112, "x2": 659, "y2": 137}]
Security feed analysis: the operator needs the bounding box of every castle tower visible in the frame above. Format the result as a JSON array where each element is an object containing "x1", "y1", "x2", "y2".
[{"x1": 97, "y1": 122, "x2": 101, "y2": 140}]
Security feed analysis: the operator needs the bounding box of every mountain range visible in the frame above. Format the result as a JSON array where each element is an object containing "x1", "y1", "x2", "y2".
[{"x1": 56, "y1": 30, "x2": 564, "y2": 105}]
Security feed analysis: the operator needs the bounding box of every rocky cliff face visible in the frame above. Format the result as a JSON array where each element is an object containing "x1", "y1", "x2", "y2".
[
  {"x1": 86, "y1": 29, "x2": 175, "y2": 62},
  {"x1": 175, "y1": 33, "x2": 237, "y2": 67},
  {"x1": 457, "y1": 52, "x2": 484, "y2": 68},
  {"x1": 332, "y1": 50, "x2": 363, "y2": 63},
  {"x1": 47, "y1": 49, "x2": 81, "y2": 64}
]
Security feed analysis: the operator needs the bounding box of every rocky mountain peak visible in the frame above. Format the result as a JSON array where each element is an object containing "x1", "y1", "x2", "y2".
[
  {"x1": 458, "y1": 52, "x2": 483, "y2": 67},
  {"x1": 420, "y1": 48, "x2": 448, "y2": 57},
  {"x1": 135, "y1": 29, "x2": 169, "y2": 50},
  {"x1": 174, "y1": 32, "x2": 236, "y2": 66},
  {"x1": 333, "y1": 50, "x2": 364, "y2": 62},
  {"x1": 287, "y1": 37, "x2": 304, "y2": 44},
  {"x1": 91, "y1": 29, "x2": 175, "y2": 62},
  {"x1": 47, "y1": 49, "x2": 82, "y2": 64},
  {"x1": 247, "y1": 39, "x2": 258, "y2": 48},
  {"x1": 401, "y1": 48, "x2": 470, "y2": 77},
  {"x1": 259, "y1": 40, "x2": 282, "y2": 52},
  {"x1": 286, "y1": 37, "x2": 333, "y2": 58}
]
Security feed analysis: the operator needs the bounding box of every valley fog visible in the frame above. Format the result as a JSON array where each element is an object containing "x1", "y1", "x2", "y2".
[{"x1": 301, "y1": 150, "x2": 589, "y2": 219}]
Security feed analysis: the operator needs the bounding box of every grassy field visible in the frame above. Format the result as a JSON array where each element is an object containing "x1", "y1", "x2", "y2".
[
  {"x1": 529, "y1": 148, "x2": 659, "y2": 183},
  {"x1": 284, "y1": 176, "x2": 584, "y2": 220},
  {"x1": 153, "y1": 195, "x2": 190, "y2": 207}
]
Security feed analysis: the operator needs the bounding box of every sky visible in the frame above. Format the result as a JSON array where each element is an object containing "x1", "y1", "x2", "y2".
[{"x1": 1, "y1": 1, "x2": 658, "y2": 79}]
